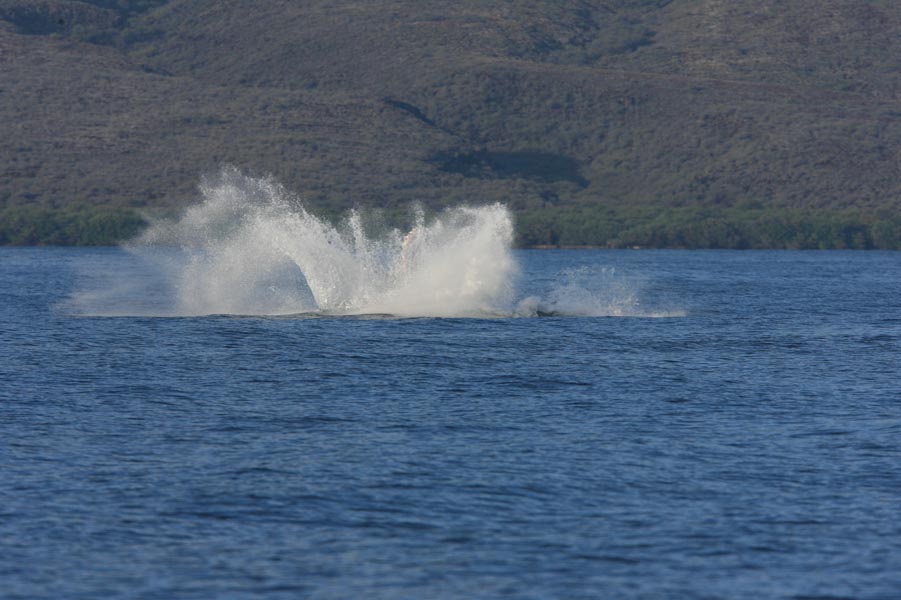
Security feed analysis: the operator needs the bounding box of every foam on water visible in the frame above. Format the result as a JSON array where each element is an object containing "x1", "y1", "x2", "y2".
[
  {"x1": 515, "y1": 266, "x2": 686, "y2": 318},
  {"x1": 68, "y1": 169, "x2": 683, "y2": 318}
]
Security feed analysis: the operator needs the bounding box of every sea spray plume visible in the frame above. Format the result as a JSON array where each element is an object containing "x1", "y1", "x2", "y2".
[
  {"x1": 135, "y1": 169, "x2": 320, "y2": 315},
  {"x1": 70, "y1": 169, "x2": 681, "y2": 318},
  {"x1": 133, "y1": 168, "x2": 518, "y2": 317},
  {"x1": 364, "y1": 203, "x2": 516, "y2": 316}
]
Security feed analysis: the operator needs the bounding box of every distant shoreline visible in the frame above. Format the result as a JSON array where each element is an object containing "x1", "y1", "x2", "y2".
[{"x1": 1, "y1": 205, "x2": 898, "y2": 250}]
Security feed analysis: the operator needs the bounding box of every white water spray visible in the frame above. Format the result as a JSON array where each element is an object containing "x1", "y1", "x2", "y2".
[
  {"x1": 68, "y1": 169, "x2": 684, "y2": 318},
  {"x1": 122, "y1": 169, "x2": 514, "y2": 316}
]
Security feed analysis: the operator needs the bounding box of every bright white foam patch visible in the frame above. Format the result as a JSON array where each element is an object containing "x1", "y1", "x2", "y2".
[{"x1": 67, "y1": 168, "x2": 685, "y2": 319}]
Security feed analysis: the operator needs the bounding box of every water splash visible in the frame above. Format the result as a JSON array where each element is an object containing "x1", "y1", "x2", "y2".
[
  {"x1": 68, "y1": 169, "x2": 684, "y2": 319},
  {"x1": 514, "y1": 266, "x2": 686, "y2": 318},
  {"x1": 73, "y1": 169, "x2": 514, "y2": 317}
]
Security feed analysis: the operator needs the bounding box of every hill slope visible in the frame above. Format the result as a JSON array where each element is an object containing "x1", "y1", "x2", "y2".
[{"x1": 1, "y1": 0, "x2": 899, "y2": 247}]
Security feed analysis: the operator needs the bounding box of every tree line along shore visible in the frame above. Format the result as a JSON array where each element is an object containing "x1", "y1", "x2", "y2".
[{"x1": 2, "y1": 205, "x2": 898, "y2": 250}]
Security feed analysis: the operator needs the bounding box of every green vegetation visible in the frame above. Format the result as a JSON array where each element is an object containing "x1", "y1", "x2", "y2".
[
  {"x1": 516, "y1": 207, "x2": 901, "y2": 250},
  {"x1": 0, "y1": 1, "x2": 898, "y2": 248},
  {"x1": 0, "y1": 206, "x2": 146, "y2": 246},
  {"x1": 3, "y1": 204, "x2": 897, "y2": 250}
]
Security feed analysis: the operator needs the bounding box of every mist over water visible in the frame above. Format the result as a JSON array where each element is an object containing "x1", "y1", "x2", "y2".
[{"x1": 69, "y1": 169, "x2": 682, "y2": 318}]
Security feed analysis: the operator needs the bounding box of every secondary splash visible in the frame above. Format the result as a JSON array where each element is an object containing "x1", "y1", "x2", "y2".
[
  {"x1": 68, "y1": 169, "x2": 684, "y2": 318},
  {"x1": 514, "y1": 266, "x2": 686, "y2": 318}
]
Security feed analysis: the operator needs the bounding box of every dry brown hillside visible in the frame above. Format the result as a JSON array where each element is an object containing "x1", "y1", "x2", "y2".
[{"x1": 1, "y1": 0, "x2": 899, "y2": 246}]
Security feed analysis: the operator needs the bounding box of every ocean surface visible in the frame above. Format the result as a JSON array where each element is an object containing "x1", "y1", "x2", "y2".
[{"x1": 2, "y1": 215, "x2": 901, "y2": 598}]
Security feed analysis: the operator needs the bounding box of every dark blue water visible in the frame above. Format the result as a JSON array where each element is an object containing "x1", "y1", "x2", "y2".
[{"x1": 2, "y1": 248, "x2": 900, "y2": 599}]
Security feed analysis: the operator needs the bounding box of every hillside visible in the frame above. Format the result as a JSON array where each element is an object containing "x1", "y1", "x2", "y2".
[{"x1": 1, "y1": 0, "x2": 899, "y2": 247}]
